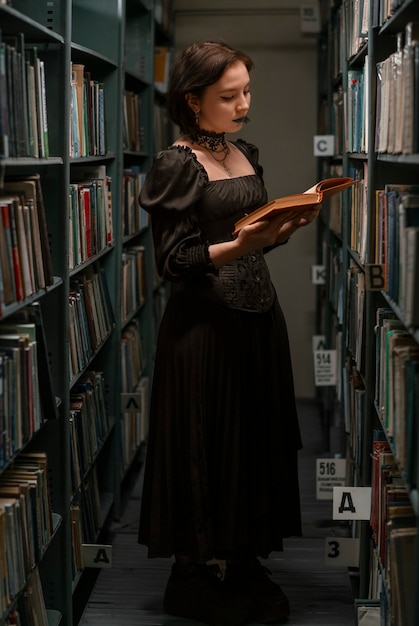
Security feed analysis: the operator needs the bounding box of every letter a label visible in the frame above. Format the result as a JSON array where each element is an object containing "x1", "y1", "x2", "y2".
[
  {"x1": 332, "y1": 486, "x2": 372, "y2": 520},
  {"x1": 82, "y1": 544, "x2": 113, "y2": 568}
]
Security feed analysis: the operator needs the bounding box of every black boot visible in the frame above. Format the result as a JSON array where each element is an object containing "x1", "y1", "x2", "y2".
[
  {"x1": 163, "y1": 562, "x2": 256, "y2": 626},
  {"x1": 225, "y1": 558, "x2": 289, "y2": 624}
]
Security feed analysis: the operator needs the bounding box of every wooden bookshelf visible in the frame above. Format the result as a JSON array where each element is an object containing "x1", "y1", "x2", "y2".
[
  {"x1": 0, "y1": 0, "x2": 171, "y2": 623},
  {"x1": 317, "y1": 1, "x2": 419, "y2": 624}
]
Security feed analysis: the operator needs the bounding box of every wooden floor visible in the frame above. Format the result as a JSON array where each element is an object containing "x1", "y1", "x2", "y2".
[{"x1": 79, "y1": 400, "x2": 356, "y2": 625}]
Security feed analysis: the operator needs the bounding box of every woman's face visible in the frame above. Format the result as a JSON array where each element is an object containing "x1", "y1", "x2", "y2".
[{"x1": 188, "y1": 60, "x2": 251, "y2": 134}]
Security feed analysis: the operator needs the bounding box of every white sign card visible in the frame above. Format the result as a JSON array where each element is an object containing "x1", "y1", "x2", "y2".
[
  {"x1": 324, "y1": 537, "x2": 360, "y2": 567},
  {"x1": 316, "y1": 458, "x2": 347, "y2": 499},
  {"x1": 314, "y1": 349, "x2": 337, "y2": 386}
]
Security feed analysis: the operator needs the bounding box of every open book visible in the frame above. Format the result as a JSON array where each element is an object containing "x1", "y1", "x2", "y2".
[{"x1": 232, "y1": 176, "x2": 355, "y2": 234}]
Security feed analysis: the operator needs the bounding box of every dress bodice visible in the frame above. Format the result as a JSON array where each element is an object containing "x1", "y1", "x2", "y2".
[{"x1": 139, "y1": 139, "x2": 276, "y2": 312}]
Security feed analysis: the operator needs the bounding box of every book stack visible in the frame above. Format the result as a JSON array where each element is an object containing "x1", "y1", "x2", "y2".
[
  {"x1": 374, "y1": 185, "x2": 419, "y2": 326},
  {"x1": 69, "y1": 166, "x2": 113, "y2": 270},
  {"x1": 123, "y1": 91, "x2": 142, "y2": 152},
  {"x1": 70, "y1": 63, "x2": 106, "y2": 158},
  {"x1": 69, "y1": 370, "x2": 111, "y2": 488},
  {"x1": 375, "y1": 22, "x2": 419, "y2": 155},
  {"x1": 0, "y1": 33, "x2": 50, "y2": 159},
  {"x1": 69, "y1": 266, "x2": 114, "y2": 381},
  {"x1": 374, "y1": 308, "x2": 419, "y2": 482},
  {"x1": 121, "y1": 318, "x2": 147, "y2": 469},
  {"x1": 121, "y1": 245, "x2": 146, "y2": 322},
  {"x1": 0, "y1": 175, "x2": 54, "y2": 312},
  {"x1": 369, "y1": 438, "x2": 417, "y2": 626},
  {"x1": 122, "y1": 168, "x2": 148, "y2": 237},
  {"x1": 0, "y1": 303, "x2": 58, "y2": 466},
  {"x1": 0, "y1": 452, "x2": 54, "y2": 614}
]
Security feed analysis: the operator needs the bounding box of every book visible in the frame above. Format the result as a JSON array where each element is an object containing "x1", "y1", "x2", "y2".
[
  {"x1": 3, "y1": 174, "x2": 54, "y2": 288},
  {"x1": 232, "y1": 177, "x2": 355, "y2": 234}
]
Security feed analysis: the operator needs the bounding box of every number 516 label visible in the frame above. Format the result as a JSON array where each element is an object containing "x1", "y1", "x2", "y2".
[{"x1": 316, "y1": 458, "x2": 346, "y2": 500}]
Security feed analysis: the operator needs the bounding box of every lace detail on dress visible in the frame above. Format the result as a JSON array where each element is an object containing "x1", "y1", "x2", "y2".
[{"x1": 213, "y1": 249, "x2": 275, "y2": 312}]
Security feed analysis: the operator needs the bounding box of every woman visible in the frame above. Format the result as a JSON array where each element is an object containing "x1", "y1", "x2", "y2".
[{"x1": 138, "y1": 41, "x2": 319, "y2": 625}]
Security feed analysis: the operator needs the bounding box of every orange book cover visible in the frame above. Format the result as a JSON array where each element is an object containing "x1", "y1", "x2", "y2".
[{"x1": 233, "y1": 176, "x2": 355, "y2": 235}]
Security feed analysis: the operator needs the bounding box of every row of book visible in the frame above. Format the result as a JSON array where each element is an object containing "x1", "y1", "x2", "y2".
[
  {"x1": 368, "y1": 435, "x2": 417, "y2": 626},
  {"x1": 0, "y1": 452, "x2": 53, "y2": 615},
  {"x1": 121, "y1": 377, "x2": 149, "y2": 472},
  {"x1": 70, "y1": 467, "x2": 103, "y2": 577},
  {"x1": 348, "y1": 163, "x2": 368, "y2": 262},
  {"x1": 374, "y1": 184, "x2": 419, "y2": 326},
  {"x1": 375, "y1": 22, "x2": 419, "y2": 156},
  {"x1": 372, "y1": 0, "x2": 411, "y2": 28},
  {"x1": 121, "y1": 318, "x2": 145, "y2": 397},
  {"x1": 123, "y1": 90, "x2": 142, "y2": 153},
  {"x1": 154, "y1": 100, "x2": 170, "y2": 152},
  {"x1": 154, "y1": 45, "x2": 170, "y2": 93},
  {"x1": 69, "y1": 266, "x2": 114, "y2": 381},
  {"x1": 69, "y1": 370, "x2": 112, "y2": 493},
  {"x1": 121, "y1": 246, "x2": 147, "y2": 323},
  {"x1": 4, "y1": 568, "x2": 49, "y2": 626},
  {"x1": 69, "y1": 165, "x2": 114, "y2": 270},
  {"x1": 122, "y1": 168, "x2": 148, "y2": 238},
  {"x1": 120, "y1": 318, "x2": 149, "y2": 470},
  {"x1": 375, "y1": 307, "x2": 419, "y2": 484},
  {"x1": 0, "y1": 31, "x2": 49, "y2": 159},
  {"x1": 0, "y1": 174, "x2": 54, "y2": 313},
  {"x1": 346, "y1": 264, "x2": 366, "y2": 375},
  {"x1": 345, "y1": 64, "x2": 369, "y2": 155},
  {"x1": 0, "y1": 304, "x2": 57, "y2": 467},
  {"x1": 70, "y1": 62, "x2": 106, "y2": 158},
  {"x1": 343, "y1": 0, "x2": 368, "y2": 60},
  {"x1": 342, "y1": 356, "x2": 365, "y2": 472}
]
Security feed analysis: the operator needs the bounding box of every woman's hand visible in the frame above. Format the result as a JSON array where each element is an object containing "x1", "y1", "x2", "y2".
[
  {"x1": 273, "y1": 204, "x2": 322, "y2": 243},
  {"x1": 208, "y1": 205, "x2": 321, "y2": 268},
  {"x1": 239, "y1": 204, "x2": 321, "y2": 248},
  {"x1": 237, "y1": 213, "x2": 293, "y2": 250}
]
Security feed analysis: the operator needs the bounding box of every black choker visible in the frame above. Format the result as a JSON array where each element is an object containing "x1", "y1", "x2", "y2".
[{"x1": 190, "y1": 128, "x2": 227, "y2": 152}]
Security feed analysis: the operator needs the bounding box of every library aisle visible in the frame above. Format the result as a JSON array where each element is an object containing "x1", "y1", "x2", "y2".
[{"x1": 79, "y1": 400, "x2": 355, "y2": 625}]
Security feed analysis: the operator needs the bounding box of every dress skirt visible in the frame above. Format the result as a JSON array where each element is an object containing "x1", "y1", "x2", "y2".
[{"x1": 138, "y1": 287, "x2": 303, "y2": 562}]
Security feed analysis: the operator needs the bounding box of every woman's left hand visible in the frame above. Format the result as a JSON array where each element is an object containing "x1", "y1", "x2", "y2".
[{"x1": 275, "y1": 204, "x2": 321, "y2": 243}]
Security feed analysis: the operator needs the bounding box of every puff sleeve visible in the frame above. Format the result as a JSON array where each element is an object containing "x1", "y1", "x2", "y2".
[{"x1": 139, "y1": 147, "x2": 217, "y2": 281}]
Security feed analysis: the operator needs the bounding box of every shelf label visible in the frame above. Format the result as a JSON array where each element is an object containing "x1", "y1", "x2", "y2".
[
  {"x1": 311, "y1": 265, "x2": 326, "y2": 284},
  {"x1": 313, "y1": 135, "x2": 334, "y2": 156},
  {"x1": 324, "y1": 537, "x2": 360, "y2": 567},
  {"x1": 333, "y1": 486, "x2": 372, "y2": 520},
  {"x1": 121, "y1": 392, "x2": 142, "y2": 412},
  {"x1": 300, "y1": 6, "x2": 321, "y2": 33},
  {"x1": 82, "y1": 544, "x2": 112, "y2": 568},
  {"x1": 314, "y1": 349, "x2": 337, "y2": 386},
  {"x1": 316, "y1": 458, "x2": 346, "y2": 499},
  {"x1": 312, "y1": 335, "x2": 326, "y2": 352},
  {"x1": 365, "y1": 264, "x2": 385, "y2": 290}
]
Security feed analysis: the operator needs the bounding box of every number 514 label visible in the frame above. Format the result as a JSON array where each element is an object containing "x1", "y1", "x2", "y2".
[{"x1": 314, "y1": 349, "x2": 337, "y2": 386}]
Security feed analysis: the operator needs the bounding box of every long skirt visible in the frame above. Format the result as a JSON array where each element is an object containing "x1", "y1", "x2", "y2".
[{"x1": 138, "y1": 288, "x2": 303, "y2": 562}]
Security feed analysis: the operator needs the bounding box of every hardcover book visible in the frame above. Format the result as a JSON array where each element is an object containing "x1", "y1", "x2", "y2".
[{"x1": 232, "y1": 177, "x2": 355, "y2": 234}]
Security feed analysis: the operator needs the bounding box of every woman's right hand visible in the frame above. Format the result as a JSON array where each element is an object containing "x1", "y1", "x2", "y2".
[{"x1": 237, "y1": 213, "x2": 296, "y2": 251}]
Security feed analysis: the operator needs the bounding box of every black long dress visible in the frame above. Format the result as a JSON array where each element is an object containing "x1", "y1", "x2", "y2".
[{"x1": 138, "y1": 139, "x2": 302, "y2": 562}]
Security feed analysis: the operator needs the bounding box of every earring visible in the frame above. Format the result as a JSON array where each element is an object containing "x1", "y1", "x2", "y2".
[{"x1": 195, "y1": 111, "x2": 199, "y2": 125}]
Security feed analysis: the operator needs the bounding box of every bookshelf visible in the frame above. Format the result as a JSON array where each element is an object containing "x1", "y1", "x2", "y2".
[
  {"x1": 317, "y1": 1, "x2": 419, "y2": 624},
  {"x1": 0, "y1": 0, "x2": 171, "y2": 624}
]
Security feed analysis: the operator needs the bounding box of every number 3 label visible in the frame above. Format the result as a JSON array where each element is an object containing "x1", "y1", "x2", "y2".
[{"x1": 324, "y1": 537, "x2": 360, "y2": 567}]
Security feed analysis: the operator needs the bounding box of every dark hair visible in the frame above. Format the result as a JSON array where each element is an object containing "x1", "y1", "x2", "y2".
[{"x1": 168, "y1": 41, "x2": 254, "y2": 135}]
